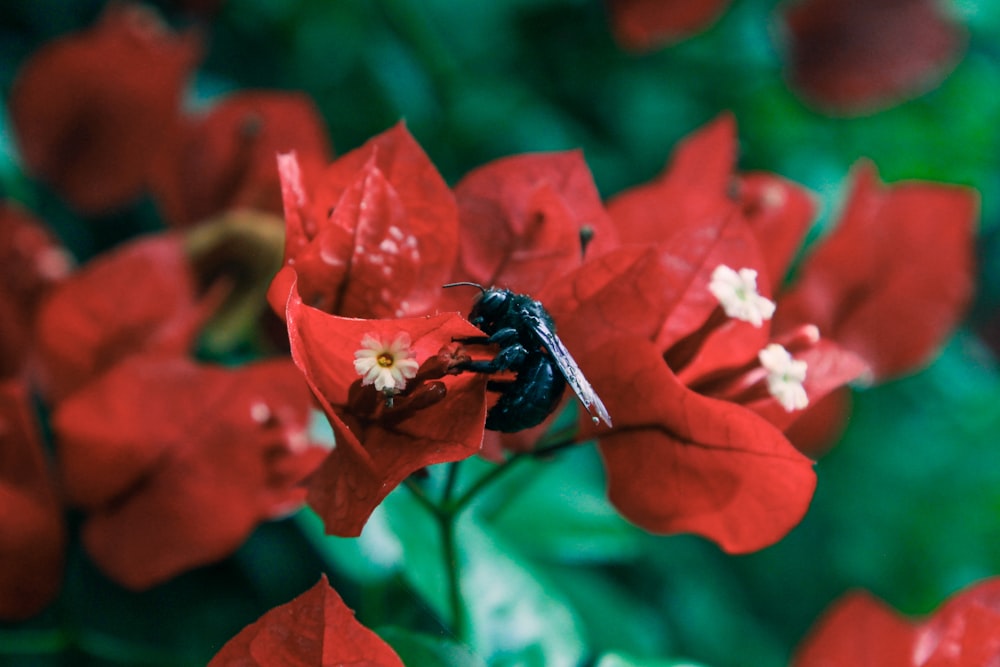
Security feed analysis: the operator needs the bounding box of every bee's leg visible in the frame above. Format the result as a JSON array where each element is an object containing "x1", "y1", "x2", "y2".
[
  {"x1": 455, "y1": 343, "x2": 527, "y2": 373},
  {"x1": 454, "y1": 328, "x2": 519, "y2": 347}
]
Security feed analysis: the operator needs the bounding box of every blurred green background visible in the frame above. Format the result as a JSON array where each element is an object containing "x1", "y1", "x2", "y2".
[{"x1": 3, "y1": 0, "x2": 1000, "y2": 665}]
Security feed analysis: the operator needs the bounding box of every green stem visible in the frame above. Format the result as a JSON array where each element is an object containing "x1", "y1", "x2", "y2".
[
  {"x1": 402, "y1": 435, "x2": 582, "y2": 641},
  {"x1": 437, "y1": 512, "x2": 466, "y2": 641},
  {"x1": 441, "y1": 460, "x2": 462, "y2": 505},
  {"x1": 448, "y1": 453, "x2": 527, "y2": 514},
  {"x1": 403, "y1": 477, "x2": 444, "y2": 519}
]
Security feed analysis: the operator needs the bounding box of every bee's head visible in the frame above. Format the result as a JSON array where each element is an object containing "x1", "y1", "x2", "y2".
[
  {"x1": 469, "y1": 287, "x2": 510, "y2": 329},
  {"x1": 442, "y1": 282, "x2": 510, "y2": 331}
]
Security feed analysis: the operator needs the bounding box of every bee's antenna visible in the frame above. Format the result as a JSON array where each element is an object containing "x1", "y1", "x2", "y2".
[{"x1": 442, "y1": 282, "x2": 486, "y2": 294}]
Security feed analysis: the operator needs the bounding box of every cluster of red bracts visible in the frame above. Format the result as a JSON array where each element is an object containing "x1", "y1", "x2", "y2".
[
  {"x1": 604, "y1": 0, "x2": 967, "y2": 116},
  {"x1": 0, "y1": 4, "x2": 979, "y2": 662}
]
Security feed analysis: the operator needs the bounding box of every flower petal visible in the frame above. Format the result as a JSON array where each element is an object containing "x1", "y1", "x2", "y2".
[
  {"x1": 151, "y1": 91, "x2": 332, "y2": 227},
  {"x1": 35, "y1": 234, "x2": 214, "y2": 402},
  {"x1": 0, "y1": 380, "x2": 65, "y2": 619},
  {"x1": 605, "y1": 0, "x2": 733, "y2": 50},
  {"x1": 208, "y1": 575, "x2": 403, "y2": 666},
  {"x1": 592, "y1": 337, "x2": 816, "y2": 553},
  {"x1": 8, "y1": 5, "x2": 199, "y2": 213},
  {"x1": 286, "y1": 282, "x2": 488, "y2": 536},
  {"x1": 781, "y1": 0, "x2": 967, "y2": 115},
  {"x1": 792, "y1": 591, "x2": 915, "y2": 667},
  {"x1": 56, "y1": 355, "x2": 326, "y2": 589}
]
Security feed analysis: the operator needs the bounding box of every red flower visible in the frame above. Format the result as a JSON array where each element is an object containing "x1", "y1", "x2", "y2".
[
  {"x1": 780, "y1": 0, "x2": 967, "y2": 115},
  {"x1": 35, "y1": 234, "x2": 219, "y2": 402},
  {"x1": 775, "y1": 161, "x2": 978, "y2": 383},
  {"x1": 9, "y1": 4, "x2": 199, "y2": 213},
  {"x1": 793, "y1": 579, "x2": 1000, "y2": 667},
  {"x1": 267, "y1": 122, "x2": 458, "y2": 320},
  {"x1": 151, "y1": 91, "x2": 332, "y2": 227},
  {"x1": 604, "y1": 0, "x2": 733, "y2": 50},
  {"x1": 285, "y1": 282, "x2": 488, "y2": 536},
  {"x1": 53, "y1": 355, "x2": 327, "y2": 590},
  {"x1": 0, "y1": 202, "x2": 72, "y2": 380},
  {"x1": 543, "y1": 242, "x2": 849, "y2": 551},
  {"x1": 209, "y1": 575, "x2": 403, "y2": 667},
  {"x1": 534, "y1": 117, "x2": 865, "y2": 549},
  {"x1": 0, "y1": 380, "x2": 65, "y2": 620}
]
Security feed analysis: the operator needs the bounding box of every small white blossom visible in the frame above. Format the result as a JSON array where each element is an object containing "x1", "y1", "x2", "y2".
[
  {"x1": 708, "y1": 264, "x2": 776, "y2": 327},
  {"x1": 758, "y1": 343, "x2": 808, "y2": 412},
  {"x1": 353, "y1": 332, "x2": 420, "y2": 393}
]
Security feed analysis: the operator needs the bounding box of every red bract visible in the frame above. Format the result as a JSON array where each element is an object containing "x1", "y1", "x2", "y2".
[
  {"x1": 588, "y1": 336, "x2": 817, "y2": 552},
  {"x1": 268, "y1": 122, "x2": 458, "y2": 320},
  {"x1": 151, "y1": 91, "x2": 332, "y2": 227},
  {"x1": 35, "y1": 234, "x2": 217, "y2": 403},
  {"x1": 780, "y1": 0, "x2": 967, "y2": 115},
  {"x1": 0, "y1": 380, "x2": 65, "y2": 620},
  {"x1": 448, "y1": 151, "x2": 615, "y2": 299},
  {"x1": 775, "y1": 161, "x2": 978, "y2": 382},
  {"x1": 737, "y1": 172, "x2": 817, "y2": 292},
  {"x1": 608, "y1": 114, "x2": 737, "y2": 248},
  {"x1": 209, "y1": 575, "x2": 403, "y2": 667},
  {"x1": 604, "y1": 0, "x2": 733, "y2": 50},
  {"x1": 53, "y1": 355, "x2": 326, "y2": 590},
  {"x1": 285, "y1": 283, "x2": 488, "y2": 536},
  {"x1": 0, "y1": 202, "x2": 72, "y2": 380},
  {"x1": 793, "y1": 579, "x2": 1000, "y2": 667},
  {"x1": 9, "y1": 4, "x2": 199, "y2": 213}
]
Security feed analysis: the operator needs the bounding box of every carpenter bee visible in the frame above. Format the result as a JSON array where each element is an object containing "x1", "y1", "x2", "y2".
[{"x1": 445, "y1": 283, "x2": 612, "y2": 433}]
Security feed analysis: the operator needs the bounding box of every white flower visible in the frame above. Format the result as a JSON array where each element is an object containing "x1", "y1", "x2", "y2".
[
  {"x1": 353, "y1": 332, "x2": 420, "y2": 393},
  {"x1": 708, "y1": 264, "x2": 776, "y2": 327},
  {"x1": 758, "y1": 343, "x2": 808, "y2": 412}
]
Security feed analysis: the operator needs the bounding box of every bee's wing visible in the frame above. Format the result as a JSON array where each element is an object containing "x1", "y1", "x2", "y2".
[{"x1": 524, "y1": 312, "x2": 612, "y2": 427}]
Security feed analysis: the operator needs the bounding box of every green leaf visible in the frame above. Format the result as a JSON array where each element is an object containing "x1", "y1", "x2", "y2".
[
  {"x1": 538, "y1": 565, "x2": 672, "y2": 658},
  {"x1": 377, "y1": 626, "x2": 487, "y2": 667},
  {"x1": 482, "y1": 445, "x2": 644, "y2": 564},
  {"x1": 377, "y1": 486, "x2": 588, "y2": 665},
  {"x1": 595, "y1": 652, "x2": 712, "y2": 667},
  {"x1": 294, "y1": 505, "x2": 403, "y2": 586}
]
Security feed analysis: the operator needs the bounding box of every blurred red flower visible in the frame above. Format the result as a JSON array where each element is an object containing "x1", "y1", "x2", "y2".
[
  {"x1": 151, "y1": 91, "x2": 332, "y2": 228},
  {"x1": 268, "y1": 122, "x2": 458, "y2": 320},
  {"x1": 285, "y1": 283, "x2": 488, "y2": 536},
  {"x1": 209, "y1": 575, "x2": 403, "y2": 667},
  {"x1": 8, "y1": 4, "x2": 199, "y2": 214},
  {"x1": 793, "y1": 578, "x2": 1000, "y2": 666},
  {"x1": 775, "y1": 160, "x2": 977, "y2": 383},
  {"x1": 53, "y1": 355, "x2": 327, "y2": 590},
  {"x1": 604, "y1": 0, "x2": 732, "y2": 50},
  {"x1": 35, "y1": 234, "x2": 219, "y2": 403},
  {"x1": 0, "y1": 380, "x2": 65, "y2": 619},
  {"x1": 780, "y1": 0, "x2": 967, "y2": 115},
  {"x1": 0, "y1": 202, "x2": 72, "y2": 381}
]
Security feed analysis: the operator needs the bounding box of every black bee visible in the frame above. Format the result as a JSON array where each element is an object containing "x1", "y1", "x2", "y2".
[{"x1": 445, "y1": 283, "x2": 612, "y2": 433}]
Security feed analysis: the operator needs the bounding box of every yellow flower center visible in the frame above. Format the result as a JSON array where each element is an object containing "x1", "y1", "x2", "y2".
[{"x1": 377, "y1": 352, "x2": 395, "y2": 368}]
